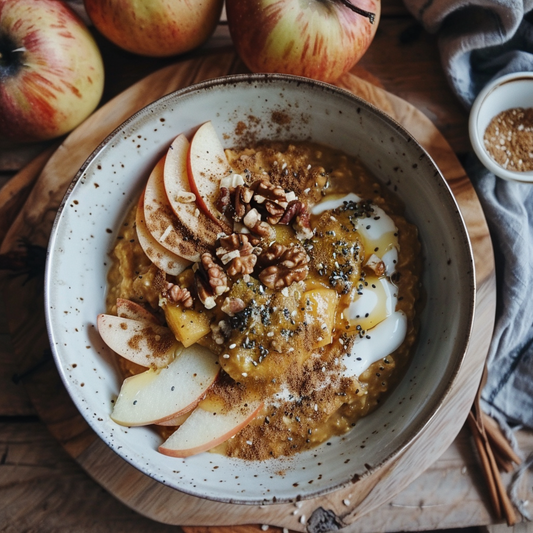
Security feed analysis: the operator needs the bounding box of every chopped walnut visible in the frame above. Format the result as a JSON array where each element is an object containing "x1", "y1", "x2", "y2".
[
  {"x1": 194, "y1": 275, "x2": 216, "y2": 309},
  {"x1": 162, "y1": 282, "x2": 193, "y2": 308},
  {"x1": 211, "y1": 319, "x2": 231, "y2": 344},
  {"x1": 258, "y1": 243, "x2": 309, "y2": 289},
  {"x1": 216, "y1": 233, "x2": 259, "y2": 277},
  {"x1": 264, "y1": 200, "x2": 286, "y2": 225},
  {"x1": 294, "y1": 216, "x2": 313, "y2": 240},
  {"x1": 217, "y1": 177, "x2": 309, "y2": 239},
  {"x1": 250, "y1": 179, "x2": 288, "y2": 206},
  {"x1": 250, "y1": 179, "x2": 292, "y2": 224},
  {"x1": 216, "y1": 187, "x2": 231, "y2": 214},
  {"x1": 365, "y1": 254, "x2": 386, "y2": 276},
  {"x1": 220, "y1": 172, "x2": 245, "y2": 189},
  {"x1": 243, "y1": 208, "x2": 275, "y2": 239},
  {"x1": 270, "y1": 339, "x2": 284, "y2": 353},
  {"x1": 241, "y1": 186, "x2": 254, "y2": 204},
  {"x1": 232, "y1": 185, "x2": 253, "y2": 221},
  {"x1": 193, "y1": 252, "x2": 229, "y2": 309},
  {"x1": 200, "y1": 252, "x2": 229, "y2": 296},
  {"x1": 279, "y1": 200, "x2": 313, "y2": 240},
  {"x1": 221, "y1": 296, "x2": 246, "y2": 316}
]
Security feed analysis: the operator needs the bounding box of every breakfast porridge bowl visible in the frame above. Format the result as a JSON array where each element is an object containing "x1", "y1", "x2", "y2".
[{"x1": 45, "y1": 74, "x2": 475, "y2": 505}]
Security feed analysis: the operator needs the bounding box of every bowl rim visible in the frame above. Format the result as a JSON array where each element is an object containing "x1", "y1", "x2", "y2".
[
  {"x1": 469, "y1": 71, "x2": 533, "y2": 183},
  {"x1": 45, "y1": 72, "x2": 476, "y2": 504}
]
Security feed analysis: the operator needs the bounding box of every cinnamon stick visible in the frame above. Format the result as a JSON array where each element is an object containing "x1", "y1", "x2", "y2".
[
  {"x1": 468, "y1": 410, "x2": 518, "y2": 526},
  {"x1": 481, "y1": 411, "x2": 522, "y2": 466},
  {"x1": 468, "y1": 412, "x2": 502, "y2": 520}
]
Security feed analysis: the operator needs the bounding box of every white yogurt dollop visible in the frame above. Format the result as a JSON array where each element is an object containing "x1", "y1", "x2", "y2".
[
  {"x1": 381, "y1": 246, "x2": 399, "y2": 276},
  {"x1": 345, "y1": 276, "x2": 397, "y2": 331},
  {"x1": 342, "y1": 311, "x2": 407, "y2": 378},
  {"x1": 357, "y1": 205, "x2": 399, "y2": 272},
  {"x1": 310, "y1": 192, "x2": 362, "y2": 215},
  {"x1": 311, "y1": 193, "x2": 406, "y2": 378}
]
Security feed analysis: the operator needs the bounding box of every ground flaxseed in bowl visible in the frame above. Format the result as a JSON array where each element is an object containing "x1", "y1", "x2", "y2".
[
  {"x1": 469, "y1": 72, "x2": 533, "y2": 182},
  {"x1": 483, "y1": 107, "x2": 533, "y2": 171},
  {"x1": 100, "y1": 131, "x2": 422, "y2": 461}
]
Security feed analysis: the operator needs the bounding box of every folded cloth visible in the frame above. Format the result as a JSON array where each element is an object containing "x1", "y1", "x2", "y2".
[
  {"x1": 402, "y1": 0, "x2": 533, "y2": 433},
  {"x1": 465, "y1": 155, "x2": 533, "y2": 432},
  {"x1": 403, "y1": 0, "x2": 533, "y2": 108}
]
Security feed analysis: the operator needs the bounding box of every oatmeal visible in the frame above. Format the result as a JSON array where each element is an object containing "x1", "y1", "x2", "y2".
[{"x1": 102, "y1": 134, "x2": 421, "y2": 460}]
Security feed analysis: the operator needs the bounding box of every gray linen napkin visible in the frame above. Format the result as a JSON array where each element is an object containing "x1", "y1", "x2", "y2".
[
  {"x1": 401, "y1": 0, "x2": 533, "y2": 432},
  {"x1": 465, "y1": 156, "x2": 533, "y2": 431},
  {"x1": 403, "y1": 0, "x2": 533, "y2": 108}
]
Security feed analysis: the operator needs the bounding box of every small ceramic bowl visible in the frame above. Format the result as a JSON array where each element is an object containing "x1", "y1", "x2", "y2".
[
  {"x1": 45, "y1": 74, "x2": 475, "y2": 504},
  {"x1": 469, "y1": 71, "x2": 533, "y2": 183}
]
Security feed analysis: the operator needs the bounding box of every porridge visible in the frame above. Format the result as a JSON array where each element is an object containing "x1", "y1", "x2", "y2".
[{"x1": 99, "y1": 125, "x2": 421, "y2": 460}]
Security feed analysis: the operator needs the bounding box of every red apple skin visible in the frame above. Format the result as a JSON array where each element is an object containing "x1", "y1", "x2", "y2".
[
  {"x1": 0, "y1": 0, "x2": 104, "y2": 143},
  {"x1": 186, "y1": 121, "x2": 233, "y2": 230},
  {"x1": 84, "y1": 0, "x2": 224, "y2": 57},
  {"x1": 158, "y1": 401, "x2": 264, "y2": 458},
  {"x1": 226, "y1": 0, "x2": 381, "y2": 84}
]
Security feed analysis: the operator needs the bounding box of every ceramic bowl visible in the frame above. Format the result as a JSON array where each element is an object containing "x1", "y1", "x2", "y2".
[
  {"x1": 45, "y1": 74, "x2": 475, "y2": 504},
  {"x1": 469, "y1": 71, "x2": 533, "y2": 183}
]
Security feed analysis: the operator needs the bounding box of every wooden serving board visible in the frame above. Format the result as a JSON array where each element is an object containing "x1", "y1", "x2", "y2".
[{"x1": 0, "y1": 51, "x2": 496, "y2": 532}]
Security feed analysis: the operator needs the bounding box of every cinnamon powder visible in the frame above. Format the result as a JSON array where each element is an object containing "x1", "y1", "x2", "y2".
[{"x1": 483, "y1": 107, "x2": 533, "y2": 171}]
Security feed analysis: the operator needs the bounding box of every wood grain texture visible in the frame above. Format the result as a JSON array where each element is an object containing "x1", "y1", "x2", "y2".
[
  {"x1": 0, "y1": 422, "x2": 186, "y2": 533},
  {"x1": 0, "y1": 293, "x2": 34, "y2": 417},
  {"x1": 0, "y1": 52, "x2": 496, "y2": 531},
  {"x1": 357, "y1": 17, "x2": 470, "y2": 155},
  {"x1": 0, "y1": 144, "x2": 58, "y2": 244},
  {"x1": 2, "y1": 419, "x2": 531, "y2": 532}
]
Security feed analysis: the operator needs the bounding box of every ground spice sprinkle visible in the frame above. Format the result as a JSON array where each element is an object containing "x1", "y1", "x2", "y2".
[{"x1": 483, "y1": 107, "x2": 533, "y2": 171}]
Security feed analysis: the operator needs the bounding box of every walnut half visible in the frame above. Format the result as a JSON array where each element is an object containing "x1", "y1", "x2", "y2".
[
  {"x1": 162, "y1": 282, "x2": 193, "y2": 308},
  {"x1": 216, "y1": 233, "x2": 259, "y2": 277},
  {"x1": 194, "y1": 252, "x2": 229, "y2": 309},
  {"x1": 258, "y1": 243, "x2": 309, "y2": 289}
]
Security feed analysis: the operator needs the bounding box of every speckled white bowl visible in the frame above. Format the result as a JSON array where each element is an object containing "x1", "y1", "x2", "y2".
[
  {"x1": 45, "y1": 74, "x2": 475, "y2": 505},
  {"x1": 469, "y1": 71, "x2": 533, "y2": 183}
]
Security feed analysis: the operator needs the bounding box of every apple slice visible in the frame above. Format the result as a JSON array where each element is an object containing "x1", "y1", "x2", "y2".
[
  {"x1": 116, "y1": 298, "x2": 160, "y2": 325},
  {"x1": 144, "y1": 156, "x2": 210, "y2": 262},
  {"x1": 156, "y1": 411, "x2": 190, "y2": 427},
  {"x1": 187, "y1": 121, "x2": 233, "y2": 227},
  {"x1": 159, "y1": 400, "x2": 263, "y2": 458},
  {"x1": 97, "y1": 314, "x2": 181, "y2": 368},
  {"x1": 164, "y1": 133, "x2": 230, "y2": 244},
  {"x1": 111, "y1": 344, "x2": 220, "y2": 427},
  {"x1": 136, "y1": 190, "x2": 191, "y2": 276}
]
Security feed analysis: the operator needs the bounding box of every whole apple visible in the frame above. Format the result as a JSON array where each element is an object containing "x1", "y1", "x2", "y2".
[
  {"x1": 84, "y1": 0, "x2": 224, "y2": 57},
  {"x1": 226, "y1": 0, "x2": 381, "y2": 84},
  {"x1": 0, "y1": 0, "x2": 105, "y2": 143}
]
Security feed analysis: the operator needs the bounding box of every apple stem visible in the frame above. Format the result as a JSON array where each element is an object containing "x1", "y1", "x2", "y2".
[
  {"x1": 338, "y1": 0, "x2": 376, "y2": 24},
  {"x1": 0, "y1": 47, "x2": 26, "y2": 65}
]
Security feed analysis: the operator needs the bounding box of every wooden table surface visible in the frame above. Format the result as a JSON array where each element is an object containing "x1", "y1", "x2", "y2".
[{"x1": 1, "y1": 1, "x2": 532, "y2": 532}]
